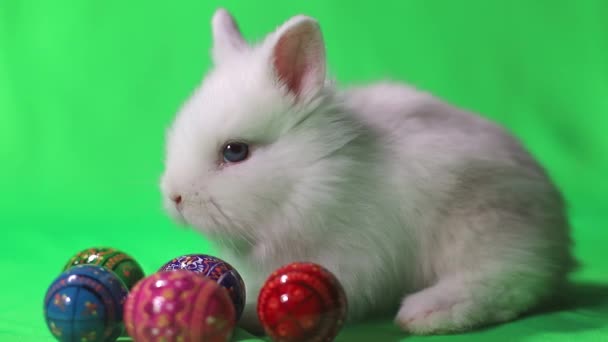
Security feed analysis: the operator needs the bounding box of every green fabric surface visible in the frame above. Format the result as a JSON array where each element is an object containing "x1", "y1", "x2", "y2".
[{"x1": 1, "y1": 1, "x2": 607, "y2": 341}]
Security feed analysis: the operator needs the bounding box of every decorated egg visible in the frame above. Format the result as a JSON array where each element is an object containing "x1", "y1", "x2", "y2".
[
  {"x1": 44, "y1": 265, "x2": 129, "y2": 342},
  {"x1": 159, "y1": 254, "x2": 245, "y2": 319},
  {"x1": 63, "y1": 247, "x2": 145, "y2": 290},
  {"x1": 257, "y1": 262, "x2": 348, "y2": 342},
  {"x1": 124, "y1": 270, "x2": 235, "y2": 342}
]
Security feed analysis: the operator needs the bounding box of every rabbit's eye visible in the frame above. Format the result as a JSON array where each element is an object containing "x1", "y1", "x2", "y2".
[{"x1": 222, "y1": 142, "x2": 249, "y2": 163}]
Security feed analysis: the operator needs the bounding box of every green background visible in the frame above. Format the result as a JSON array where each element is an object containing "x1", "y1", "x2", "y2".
[{"x1": 1, "y1": 1, "x2": 607, "y2": 341}]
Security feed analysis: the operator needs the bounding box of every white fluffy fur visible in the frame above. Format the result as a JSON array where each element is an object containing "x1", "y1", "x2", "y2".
[{"x1": 160, "y1": 9, "x2": 576, "y2": 335}]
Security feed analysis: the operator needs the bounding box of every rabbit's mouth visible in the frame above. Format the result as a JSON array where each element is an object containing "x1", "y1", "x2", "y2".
[
  {"x1": 172, "y1": 208, "x2": 187, "y2": 225},
  {"x1": 162, "y1": 195, "x2": 188, "y2": 227}
]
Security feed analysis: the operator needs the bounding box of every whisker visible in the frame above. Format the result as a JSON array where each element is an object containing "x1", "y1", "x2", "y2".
[{"x1": 208, "y1": 197, "x2": 256, "y2": 247}]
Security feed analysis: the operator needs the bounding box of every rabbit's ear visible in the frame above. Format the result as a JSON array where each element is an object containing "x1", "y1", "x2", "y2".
[
  {"x1": 211, "y1": 8, "x2": 248, "y2": 64},
  {"x1": 269, "y1": 15, "x2": 327, "y2": 99}
]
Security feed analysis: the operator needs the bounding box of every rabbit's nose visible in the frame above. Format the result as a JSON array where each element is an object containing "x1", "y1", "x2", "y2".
[{"x1": 172, "y1": 195, "x2": 182, "y2": 205}]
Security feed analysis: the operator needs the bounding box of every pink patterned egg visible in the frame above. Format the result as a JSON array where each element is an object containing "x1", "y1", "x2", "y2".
[{"x1": 124, "y1": 271, "x2": 235, "y2": 342}]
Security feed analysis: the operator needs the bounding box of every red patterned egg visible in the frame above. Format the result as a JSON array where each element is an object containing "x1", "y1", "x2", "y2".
[
  {"x1": 124, "y1": 270, "x2": 235, "y2": 342},
  {"x1": 257, "y1": 262, "x2": 347, "y2": 342}
]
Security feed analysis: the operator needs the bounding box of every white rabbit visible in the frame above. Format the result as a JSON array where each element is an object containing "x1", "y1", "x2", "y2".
[{"x1": 160, "y1": 8, "x2": 576, "y2": 335}]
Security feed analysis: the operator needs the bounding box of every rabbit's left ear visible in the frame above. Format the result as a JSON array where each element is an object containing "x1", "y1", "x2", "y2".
[
  {"x1": 268, "y1": 15, "x2": 327, "y2": 99},
  {"x1": 211, "y1": 8, "x2": 248, "y2": 64}
]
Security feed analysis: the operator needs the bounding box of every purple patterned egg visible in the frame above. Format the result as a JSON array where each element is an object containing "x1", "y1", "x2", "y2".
[
  {"x1": 124, "y1": 270, "x2": 235, "y2": 342},
  {"x1": 159, "y1": 254, "x2": 246, "y2": 319}
]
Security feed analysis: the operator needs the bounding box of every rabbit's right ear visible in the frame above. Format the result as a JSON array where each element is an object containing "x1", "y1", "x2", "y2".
[
  {"x1": 211, "y1": 8, "x2": 248, "y2": 64},
  {"x1": 267, "y1": 15, "x2": 326, "y2": 101}
]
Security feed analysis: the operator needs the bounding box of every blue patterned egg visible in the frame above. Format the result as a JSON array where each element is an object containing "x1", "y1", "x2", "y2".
[
  {"x1": 159, "y1": 254, "x2": 246, "y2": 319},
  {"x1": 43, "y1": 265, "x2": 129, "y2": 342}
]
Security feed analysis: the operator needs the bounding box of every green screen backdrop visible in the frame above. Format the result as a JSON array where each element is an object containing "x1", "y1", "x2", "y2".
[{"x1": 1, "y1": 1, "x2": 607, "y2": 341}]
